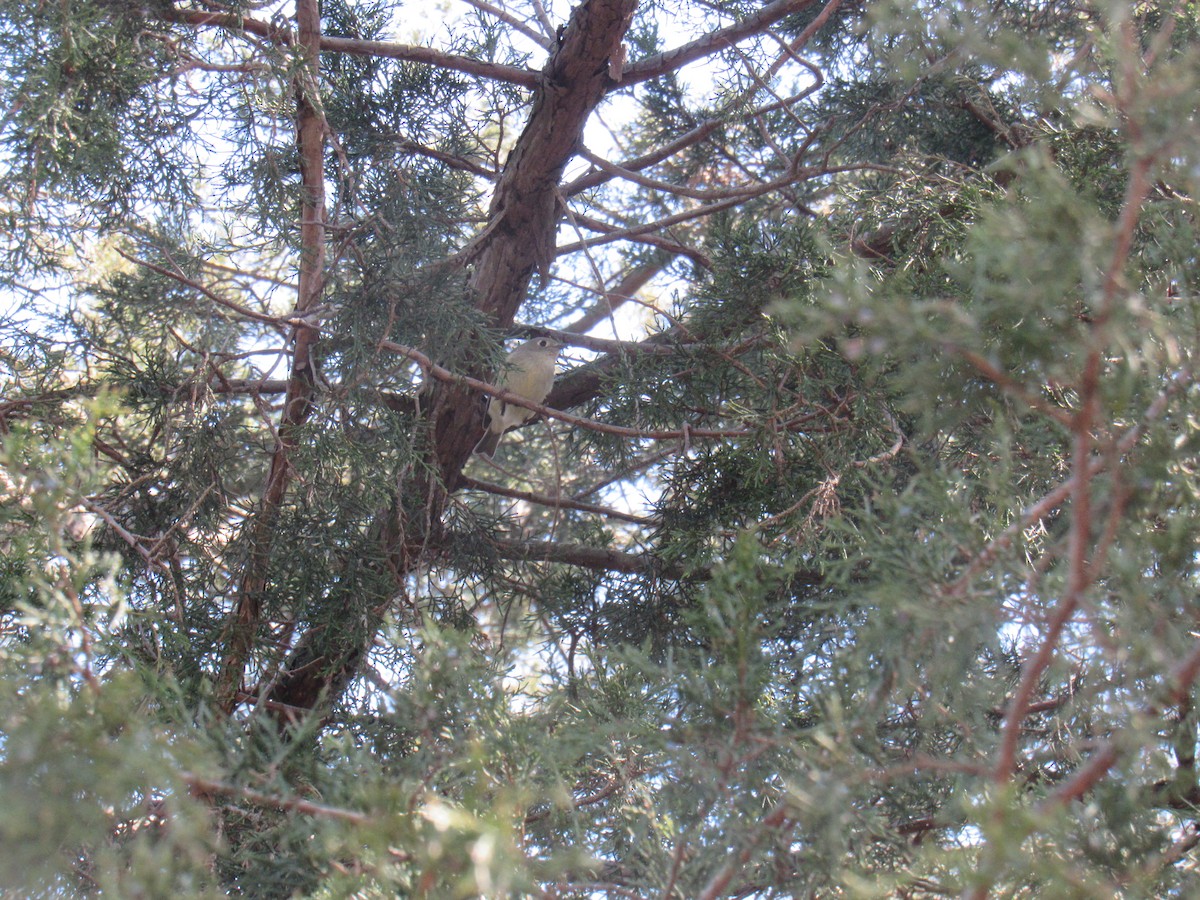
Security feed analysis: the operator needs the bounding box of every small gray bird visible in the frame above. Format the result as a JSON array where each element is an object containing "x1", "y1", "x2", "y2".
[{"x1": 475, "y1": 337, "x2": 563, "y2": 458}]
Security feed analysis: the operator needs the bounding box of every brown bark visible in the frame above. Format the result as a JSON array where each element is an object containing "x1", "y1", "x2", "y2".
[
  {"x1": 265, "y1": 0, "x2": 638, "y2": 715},
  {"x1": 214, "y1": 0, "x2": 327, "y2": 714},
  {"x1": 421, "y1": 0, "x2": 639, "y2": 495},
  {"x1": 168, "y1": 8, "x2": 538, "y2": 87},
  {"x1": 222, "y1": 0, "x2": 839, "y2": 719}
]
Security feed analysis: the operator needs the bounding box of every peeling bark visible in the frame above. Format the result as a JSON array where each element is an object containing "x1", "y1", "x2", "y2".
[
  {"x1": 216, "y1": 0, "x2": 327, "y2": 714},
  {"x1": 266, "y1": 0, "x2": 637, "y2": 715},
  {"x1": 423, "y1": 0, "x2": 638, "y2": 494}
]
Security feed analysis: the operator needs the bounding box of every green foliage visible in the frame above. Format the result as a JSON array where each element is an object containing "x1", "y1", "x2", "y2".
[
  {"x1": 0, "y1": 674, "x2": 222, "y2": 898},
  {"x1": 2, "y1": 0, "x2": 1200, "y2": 897},
  {"x1": 0, "y1": 0, "x2": 201, "y2": 266}
]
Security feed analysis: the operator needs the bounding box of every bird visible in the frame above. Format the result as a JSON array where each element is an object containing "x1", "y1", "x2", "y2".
[{"x1": 475, "y1": 336, "x2": 563, "y2": 459}]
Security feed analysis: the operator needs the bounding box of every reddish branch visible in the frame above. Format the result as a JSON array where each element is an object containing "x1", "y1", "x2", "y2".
[
  {"x1": 991, "y1": 150, "x2": 1155, "y2": 787},
  {"x1": 967, "y1": 65, "x2": 1165, "y2": 896},
  {"x1": 167, "y1": 8, "x2": 538, "y2": 88},
  {"x1": 696, "y1": 803, "x2": 794, "y2": 900},
  {"x1": 564, "y1": 259, "x2": 667, "y2": 333},
  {"x1": 215, "y1": 0, "x2": 328, "y2": 714},
  {"x1": 265, "y1": 0, "x2": 640, "y2": 714},
  {"x1": 460, "y1": 474, "x2": 655, "y2": 525},
  {"x1": 622, "y1": 0, "x2": 823, "y2": 85},
  {"x1": 1041, "y1": 635, "x2": 1200, "y2": 811}
]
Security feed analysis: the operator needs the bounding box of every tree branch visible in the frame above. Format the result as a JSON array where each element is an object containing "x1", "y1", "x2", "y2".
[
  {"x1": 112, "y1": 247, "x2": 290, "y2": 332},
  {"x1": 696, "y1": 803, "x2": 795, "y2": 900},
  {"x1": 166, "y1": 9, "x2": 538, "y2": 87},
  {"x1": 563, "y1": 119, "x2": 725, "y2": 197},
  {"x1": 460, "y1": 0, "x2": 552, "y2": 49},
  {"x1": 183, "y1": 773, "x2": 371, "y2": 825},
  {"x1": 461, "y1": 474, "x2": 655, "y2": 525},
  {"x1": 992, "y1": 149, "x2": 1155, "y2": 784},
  {"x1": 622, "y1": 0, "x2": 823, "y2": 85},
  {"x1": 216, "y1": 0, "x2": 328, "y2": 714},
  {"x1": 565, "y1": 209, "x2": 712, "y2": 268},
  {"x1": 563, "y1": 257, "x2": 669, "y2": 334},
  {"x1": 1041, "y1": 635, "x2": 1200, "y2": 811},
  {"x1": 486, "y1": 536, "x2": 689, "y2": 577}
]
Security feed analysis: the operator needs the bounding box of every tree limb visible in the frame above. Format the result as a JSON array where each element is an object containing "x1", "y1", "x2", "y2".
[
  {"x1": 461, "y1": 474, "x2": 656, "y2": 525},
  {"x1": 166, "y1": 8, "x2": 539, "y2": 88},
  {"x1": 622, "y1": 0, "x2": 823, "y2": 86},
  {"x1": 217, "y1": 0, "x2": 328, "y2": 715},
  {"x1": 183, "y1": 773, "x2": 371, "y2": 825},
  {"x1": 563, "y1": 257, "x2": 669, "y2": 334},
  {"x1": 486, "y1": 536, "x2": 687, "y2": 577}
]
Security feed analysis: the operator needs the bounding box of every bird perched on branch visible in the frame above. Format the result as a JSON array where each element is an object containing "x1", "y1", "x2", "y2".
[{"x1": 475, "y1": 337, "x2": 563, "y2": 459}]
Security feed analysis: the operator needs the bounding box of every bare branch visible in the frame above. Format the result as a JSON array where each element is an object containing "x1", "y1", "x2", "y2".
[
  {"x1": 389, "y1": 136, "x2": 499, "y2": 179},
  {"x1": 461, "y1": 474, "x2": 655, "y2": 524},
  {"x1": 565, "y1": 210, "x2": 712, "y2": 268},
  {"x1": 561, "y1": 160, "x2": 883, "y2": 259},
  {"x1": 524, "y1": 761, "x2": 650, "y2": 824},
  {"x1": 183, "y1": 773, "x2": 371, "y2": 825},
  {"x1": 696, "y1": 803, "x2": 795, "y2": 900},
  {"x1": 486, "y1": 536, "x2": 685, "y2": 577},
  {"x1": 556, "y1": 194, "x2": 748, "y2": 256},
  {"x1": 622, "y1": 0, "x2": 823, "y2": 86},
  {"x1": 528, "y1": 0, "x2": 556, "y2": 37},
  {"x1": 577, "y1": 146, "x2": 786, "y2": 202},
  {"x1": 112, "y1": 248, "x2": 289, "y2": 332},
  {"x1": 166, "y1": 8, "x2": 539, "y2": 88},
  {"x1": 564, "y1": 119, "x2": 724, "y2": 197},
  {"x1": 563, "y1": 258, "x2": 669, "y2": 334},
  {"x1": 460, "y1": 0, "x2": 552, "y2": 48}
]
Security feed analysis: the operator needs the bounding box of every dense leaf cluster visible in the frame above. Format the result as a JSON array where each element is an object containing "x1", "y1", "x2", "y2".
[{"x1": 1, "y1": 0, "x2": 1199, "y2": 896}]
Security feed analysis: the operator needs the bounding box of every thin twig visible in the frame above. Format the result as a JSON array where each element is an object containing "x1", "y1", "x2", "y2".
[
  {"x1": 183, "y1": 773, "x2": 371, "y2": 824},
  {"x1": 460, "y1": 0, "x2": 551, "y2": 48},
  {"x1": 461, "y1": 474, "x2": 655, "y2": 524},
  {"x1": 167, "y1": 8, "x2": 539, "y2": 87},
  {"x1": 379, "y1": 339, "x2": 825, "y2": 444}
]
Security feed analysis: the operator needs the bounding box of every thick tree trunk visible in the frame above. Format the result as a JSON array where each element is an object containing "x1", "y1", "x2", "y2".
[{"x1": 266, "y1": 0, "x2": 637, "y2": 715}]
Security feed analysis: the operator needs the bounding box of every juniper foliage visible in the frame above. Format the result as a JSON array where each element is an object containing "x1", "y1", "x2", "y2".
[{"x1": 1, "y1": 0, "x2": 1199, "y2": 896}]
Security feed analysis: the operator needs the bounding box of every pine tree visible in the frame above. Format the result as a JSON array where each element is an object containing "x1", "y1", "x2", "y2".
[{"x1": 2, "y1": 0, "x2": 1199, "y2": 896}]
